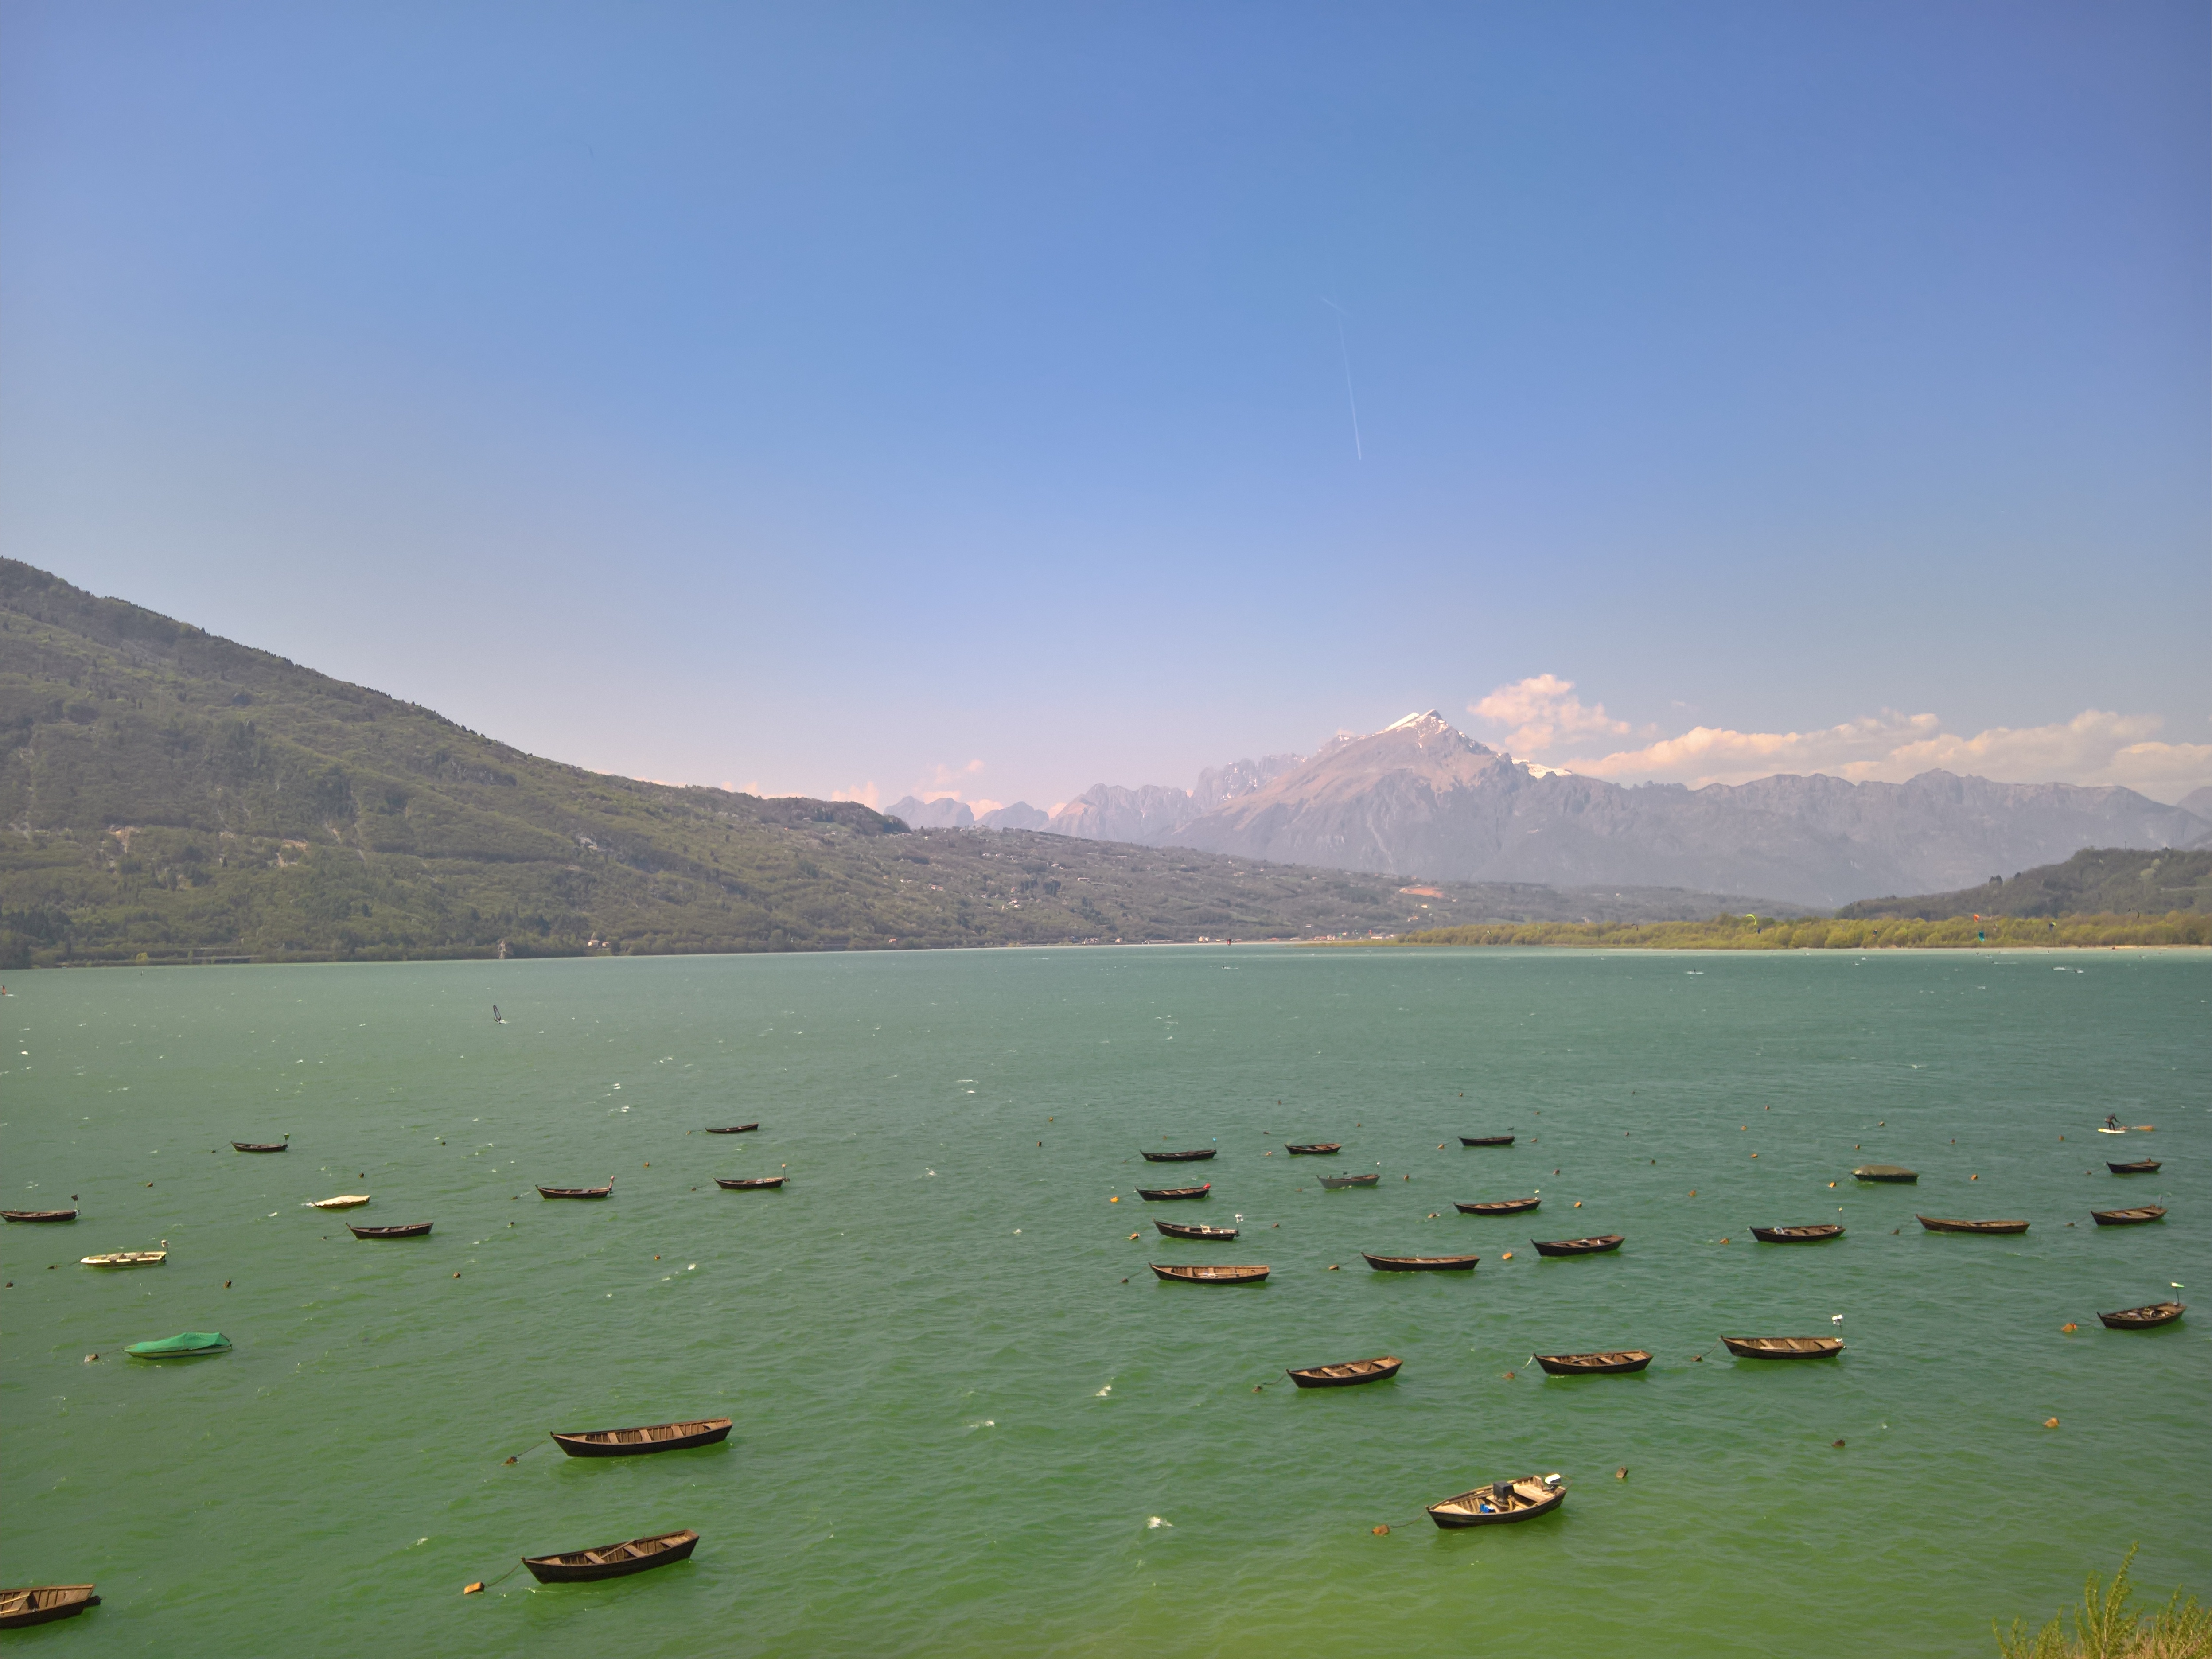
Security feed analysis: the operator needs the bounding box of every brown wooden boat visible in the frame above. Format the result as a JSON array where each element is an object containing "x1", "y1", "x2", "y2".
[
  {"x1": 232, "y1": 1140, "x2": 288, "y2": 1153},
  {"x1": 1917, "y1": 1215, "x2": 2028, "y2": 1235},
  {"x1": 1, "y1": 1209, "x2": 77, "y2": 1223},
  {"x1": 1751, "y1": 1224, "x2": 1844, "y2": 1243},
  {"x1": 522, "y1": 1528, "x2": 698, "y2": 1582},
  {"x1": 1149, "y1": 1262, "x2": 1268, "y2": 1284},
  {"x1": 537, "y1": 1183, "x2": 614, "y2": 1199},
  {"x1": 705, "y1": 1123, "x2": 759, "y2": 1135},
  {"x1": 1140, "y1": 1149, "x2": 1216, "y2": 1162},
  {"x1": 2107, "y1": 1159, "x2": 2161, "y2": 1174},
  {"x1": 0, "y1": 1585, "x2": 99, "y2": 1629},
  {"x1": 1455, "y1": 1197, "x2": 1539, "y2": 1215},
  {"x1": 1532, "y1": 1234, "x2": 1623, "y2": 1257},
  {"x1": 2098, "y1": 1302, "x2": 2184, "y2": 1330},
  {"x1": 81, "y1": 1250, "x2": 165, "y2": 1267},
  {"x1": 1316, "y1": 1172, "x2": 1380, "y2": 1189},
  {"x1": 1286, "y1": 1355, "x2": 1401, "y2": 1388},
  {"x1": 348, "y1": 1221, "x2": 433, "y2": 1239},
  {"x1": 1284, "y1": 1142, "x2": 1341, "y2": 1155},
  {"x1": 1852, "y1": 1164, "x2": 1917, "y2": 1183},
  {"x1": 1459, "y1": 1135, "x2": 1515, "y2": 1147},
  {"x1": 1361, "y1": 1252, "x2": 1479, "y2": 1272},
  {"x1": 1534, "y1": 1350, "x2": 1652, "y2": 1375},
  {"x1": 551, "y1": 1418, "x2": 733, "y2": 1457},
  {"x1": 1721, "y1": 1335, "x2": 1844, "y2": 1359},
  {"x1": 1427, "y1": 1473, "x2": 1565, "y2": 1528},
  {"x1": 1136, "y1": 1182, "x2": 1211, "y2": 1201},
  {"x1": 715, "y1": 1176, "x2": 786, "y2": 1190},
  {"x1": 1154, "y1": 1220, "x2": 1237, "y2": 1240},
  {"x1": 2090, "y1": 1206, "x2": 2166, "y2": 1227}
]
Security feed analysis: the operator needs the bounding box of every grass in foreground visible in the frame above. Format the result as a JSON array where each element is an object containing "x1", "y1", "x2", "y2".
[
  {"x1": 1381, "y1": 911, "x2": 2210, "y2": 950},
  {"x1": 1998, "y1": 1550, "x2": 2212, "y2": 1659}
]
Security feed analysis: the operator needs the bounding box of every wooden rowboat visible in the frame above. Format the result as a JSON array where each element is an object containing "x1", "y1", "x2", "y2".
[
  {"x1": 537, "y1": 1183, "x2": 614, "y2": 1199},
  {"x1": 2107, "y1": 1159, "x2": 2161, "y2": 1174},
  {"x1": 1, "y1": 1209, "x2": 76, "y2": 1223},
  {"x1": 1534, "y1": 1350, "x2": 1651, "y2": 1375},
  {"x1": 1154, "y1": 1221, "x2": 1238, "y2": 1240},
  {"x1": 522, "y1": 1528, "x2": 698, "y2": 1583},
  {"x1": 1316, "y1": 1172, "x2": 1380, "y2": 1189},
  {"x1": 348, "y1": 1222, "x2": 433, "y2": 1238},
  {"x1": 1721, "y1": 1336, "x2": 1844, "y2": 1359},
  {"x1": 1284, "y1": 1142, "x2": 1341, "y2": 1155},
  {"x1": 1459, "y1": 1135, "x2": 1515, "y2": 1147},
  {"x1": 1140, "y1": 1149, "x2": 1216, "y2": 1162},
  {"x1": 81, "y1": 1250, "x2": 164, "y2": 1267},
  {"x1": 1287, "y1": 1355, "x2": 1401, "y2": 1388},
  {"x1": 232, "y1": 1140, "x2": 288, "y2": 1153},
  {"x1": 552, "y1": 1418, "x2": 733, "y2": 1457},
  {"x1": 715, "y1": 1176, "x2": 786, "y2": 1190},
  {"x1": 2097, "y1": 1302, "x2": 2184, "y2": 1330},
  {"x1": 1852, "y1": 1164, "x2": 1917, "y2": 1183},
  {"x1": 1917, "y1": 1215, "x2": 2028, "y2": 1235},
  {"x1": 705, "y1": 1123, "x2": 759, "y2": 1134},
  {"x1": 1361, "y1": 1252, "x2": 1479, "y2": 1272},
  {"x1": 1427, "y1": 1473, "x2": 1565, "y2": 1528},
  {"x1": 124, "y1": 1331, "x2": 231, "y2": 1358},
  {"x1": 1751, "y1": 1224, "x2": 1844, "y2": 1243},
  {"x1": 1532, "y1": 1235, "x2": 1623, "y2": 1257},
  {"x1": 1149, "y1": 1262, "x2": 1268, "y2": 1284},
  {"x1": 1455, "y1": 1197, "x2": 1539, "y2": 1215},
  {"x1": 2090, "y1": 1207, "x2": 2166, "y2": 1227},
  {"x1": 308, "y1": 1195, "x2": 371, "y2": 1210},
  {"x1": 1136, "y1": 1182, "x2": 1211, "y2": 1200},
  {"x1": 0, "y1": 1585, "x2": 99, "y2": 1630}
]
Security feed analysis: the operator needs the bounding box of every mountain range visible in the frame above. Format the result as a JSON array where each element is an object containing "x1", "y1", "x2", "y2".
[
  {"x1": 972, "y1": 711, "x2": 2210, "y2": 908},
  {"x1": 0, "y1": 560, "x2": 1786, "y2": 966}
]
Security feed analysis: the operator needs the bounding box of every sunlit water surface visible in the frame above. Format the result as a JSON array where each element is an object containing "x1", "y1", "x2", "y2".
[{"x1": 3, "y1": 946, "x2": 2204, "y2": 1657}]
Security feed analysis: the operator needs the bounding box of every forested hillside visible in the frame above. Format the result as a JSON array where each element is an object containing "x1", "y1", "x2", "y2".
[
  {"x1": 0, "y1": 561, "x2": 1768, "y2": 966},
  {"x1": 1835, "y1": 848, "x2": 2212, "y2": 920}
]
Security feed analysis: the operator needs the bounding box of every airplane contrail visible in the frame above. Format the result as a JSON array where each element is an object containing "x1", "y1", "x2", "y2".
[{"x1": 1319, "y1": 297, "x2": 1363, "y2": 460}]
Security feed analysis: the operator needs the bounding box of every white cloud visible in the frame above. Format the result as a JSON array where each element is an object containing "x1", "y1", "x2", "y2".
[
  {"x1": 829, "y1": 782, "x2": 882, "y2": 809},
  {"x1": 1468, "y1": 674, "x2": 1630, "y2": 754},
  {"x1": 1474, "y1": 676, "x2": 2212, "y2": 801}
]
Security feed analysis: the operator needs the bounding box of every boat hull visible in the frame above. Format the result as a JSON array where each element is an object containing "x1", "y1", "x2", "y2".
[
  {"x1": 1316, "y1": 1175, "x2": 1380, "y2": 1189},
  {"x1": 705, "y1": 1124, "x2": 759, "y2": 1134},
  {"x1": 1721, "y1": 1336, "x2": 1844, "y2": 1359},
  {"x1": 1851, "y1": 1166, "x2": 1917, "y2": 1183},
  {"x1": 1149, "y1": 1263, "x2": 1268, "y2": 1284},
  {"x1": 1916, "y1": 1216, "x2": 2029, "y2": 1235},
  {"x1": 537, "y1": 1186, "x2": 613, "y2": 1199},
  {"x1": 2090, "y1": 1207, "x2": 2165, "y2": 1227},
  {"x1": 1751, "y1": 1225, "x2": 1844, "y2": 1243},
  {"x1": 232, "y1": 1142, "x2": 287, "y2": 1153},
  {"x1": 1361, "y1": 1253, "x2": 1478, "y2": 1272},
  {"x1": 348, "y1": 1223, "x2": 432, "y2": 1238},
  {"x1": 1427, "y1": 1478, "x2": 1564, "y2": 1528},
  {"x1": 1287, "y1": 1356, "x2": 1402, "y2": 1388},
  {"x1": 1532, "y1": 1235, "x2": 1624, "y2": 1257},
  {"x1": 1458, "y1": 1136, "x2": 1515, "y2": 1147},
  {"x1": 1136, "y1": 1184, "x2": 1210, "y2": 1200},
  {"x1": 1154, "y1": 1222, "x2": 1237, "y2": 1240},
  {"x1": 0, "y1": 1587, "x2": 100, "y2": 1629},
  {"x1": 715, "y1": 1177, "x2": 786, "y2": 1189},
  {"x1": 2098, "y1": 1303, "x2": 2184, "y2": 1330},
  {"x1": 1140, "y1": 1149, "x2": 1215, "y2": 1162},
  {"x1": 553, "y1": 1420, "x2": 733, "y2": 1457},
  {"x1": 1534, "y1": 1351, "x2": 1652, "y2": 1375},
  {"x1": 523, "y1": 1530, "x2": 699, "y2": 1582},
  {"x1": 2107, "y1": 1161, "x2": 2161, "y2": 1174},
  {"x1": 1, "y1": 1210, "x2": 77, "y2": 1223},
  {"x1": 1283, "y1": 1144, "x2": 1340, "y2": 1155},
  {"x1": 125, "y1": 1332, "x2": 231, "y2": 1358},
  {"x1": 1455, "y1": 1199, "x2": 1538, "y2": 1215}
]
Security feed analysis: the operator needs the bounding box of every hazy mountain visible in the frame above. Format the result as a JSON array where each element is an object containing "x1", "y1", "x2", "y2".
[
  {"x1": 1069, "y1": 710, "x2": 2212, "y2": 908},
  {"x1": 1835, "y1": 847, "x2": 2212, "y2": 920},
  {"x1": 886, "y1": 794, "x2": 975, "y2": 829},
  {"x1": 2176, "y1": 786, "x2": 2212, "y2": 837},
  {"x1": 976, "y1": 801, "x2": 1051, "y2": 831}
]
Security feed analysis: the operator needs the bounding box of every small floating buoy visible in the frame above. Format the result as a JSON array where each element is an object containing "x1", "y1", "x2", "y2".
[
  {"x1": 463, "y1": 1581, "x2": 484, "y2": 1594},
  {"x1": 84, "y1": 1353, "x2": 98, "y2": 1363},
  {"x1": 1503, "y1": 1371, "x2": 1514, "y2": 1379},
  {"x1": 1615, "y1": 1467, "x2": 1627, "y2": 1479},
  {"x1": 453, "y1": 1272, "x2": 461, "y2": 1279},
  {"x1": 1372, "y1": 1524, "x2": 1390, "y2": 1534},
  {"x1": 1831, "y1": 1440, "x2": 1845, "y2": 1449},
  {"x1": 504, "y1": 1456, "x2": 517, "y2": 1465},
  {"x1": 2044, "y1": 1417, "x2": 2059, "y2": 1429},
  {"x1": 1501, "y1": 1251, "x2": 1513, "y2": 1261},
  {"x1": 1109, "y1": 1196, "x2": 1118, "y2": 1203},
  {"x1": 2060, "y1": 1323, "x2": 2078, "y2": 1333},
  {"x1": 1574, "y1": 1200, "x2": 1582, "y2": 1207},
  {"x1": 1328, "y1": 1264, "x2": 1340, "y2": 1271},
  {"x1": 1120, "y1": 1277, "x2": 1128, "y2": 1284},
  {"x1": 1970, "y1": 1173, "x2": 1978, "y2": 1180}
]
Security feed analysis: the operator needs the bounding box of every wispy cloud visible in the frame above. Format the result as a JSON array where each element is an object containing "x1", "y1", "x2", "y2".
[
  {"x1": 829, "y1": 782, "x2": 881, "y2": 809},
  {"x1": 1471, "y1": 677, "x2": 2212, "y2": 800}
]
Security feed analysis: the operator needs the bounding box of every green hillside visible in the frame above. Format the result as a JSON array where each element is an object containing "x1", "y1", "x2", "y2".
[
  {"x1": 1835, "y1": 848, "x2": 2212, "y2": 920},
  {"x1": 0, "y1": 560, "x2": 1764, "y2": 966}
]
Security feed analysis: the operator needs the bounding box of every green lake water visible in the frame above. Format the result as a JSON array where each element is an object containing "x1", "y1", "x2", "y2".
[{"x1": 2, "y1": 946, "x2": 2205, "y2": 1656}]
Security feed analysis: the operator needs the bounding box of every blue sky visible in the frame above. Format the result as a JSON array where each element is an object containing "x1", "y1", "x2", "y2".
[{"x1": 4, "y1": 2, "x2": 2206, "y2": 807}]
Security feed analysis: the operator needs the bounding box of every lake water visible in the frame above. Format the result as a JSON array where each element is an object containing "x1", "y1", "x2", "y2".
[{"x1": 3, "y1": 946, "x2": 2204, "y2": 1656}]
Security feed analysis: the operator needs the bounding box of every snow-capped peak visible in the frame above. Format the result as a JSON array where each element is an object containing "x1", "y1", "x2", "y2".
[{"x1": 1382, "y1": 709, "x2": 1448, "y2": 732}]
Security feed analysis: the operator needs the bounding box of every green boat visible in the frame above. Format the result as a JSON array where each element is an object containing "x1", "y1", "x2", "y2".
[{"x1": 125, "y1": 1332, "x2": 232, "y2": 1359}]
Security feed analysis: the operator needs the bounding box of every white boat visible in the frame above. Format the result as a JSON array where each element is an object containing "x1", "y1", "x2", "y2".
[
  {"x1": 308, "y1": 1195, "x2": 372, "y2": 1210},
  {"x1": 81, "y1": 1251, "x2": 166, "y2": 1267}
]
